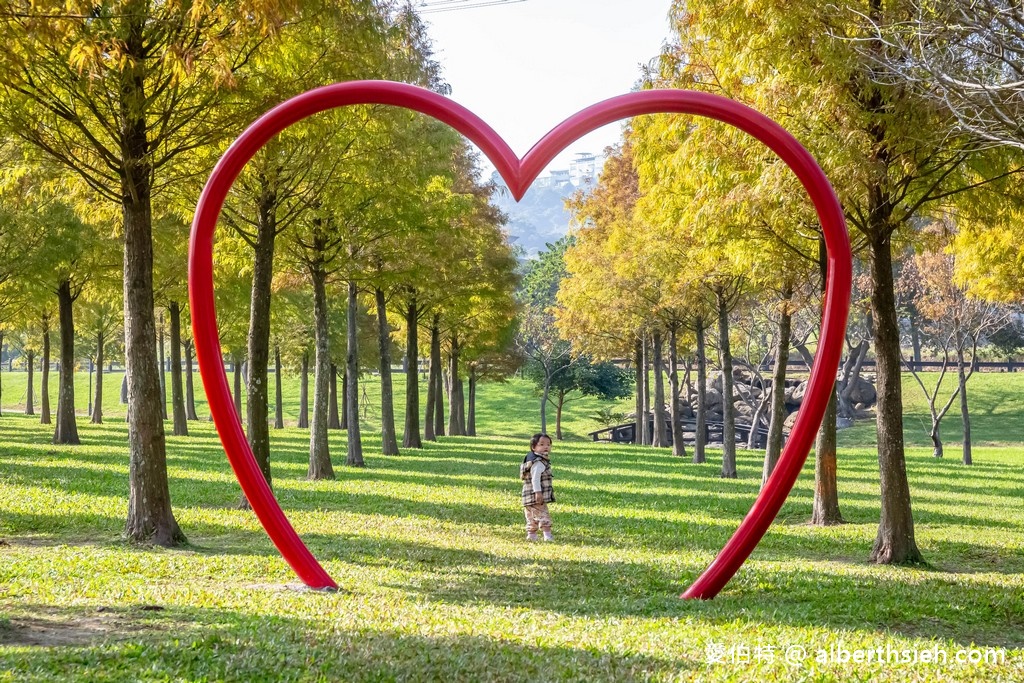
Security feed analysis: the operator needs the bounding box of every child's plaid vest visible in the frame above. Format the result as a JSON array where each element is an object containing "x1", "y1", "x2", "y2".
[{"x1": 520, "y1": 452, "x2": 554, "y2": 506}]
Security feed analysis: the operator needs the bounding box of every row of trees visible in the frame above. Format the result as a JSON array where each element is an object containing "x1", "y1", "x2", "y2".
[
  {"x1": 0, "y1": 0, "x2": 520, "y2": 544},
  {"x1": 545, "y1": 0, "x2": 1024, "y2": 570}
]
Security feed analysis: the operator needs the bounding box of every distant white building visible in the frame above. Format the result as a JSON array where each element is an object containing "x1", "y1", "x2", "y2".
[
  {"x1": 530, "y1": 153, "x2": 606, "y2": 189},
  {"x1": 569, "y1": 152, "x2": 600, "y2": 187}
]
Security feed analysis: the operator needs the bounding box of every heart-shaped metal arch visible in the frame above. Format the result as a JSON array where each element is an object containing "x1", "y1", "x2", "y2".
[{"x1": 188, "y1": 80, "x2": 852, "y2": 599}]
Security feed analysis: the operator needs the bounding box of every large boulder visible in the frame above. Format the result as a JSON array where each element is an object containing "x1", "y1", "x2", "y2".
[
  {"x1": 846, "y1": 376, "x2": 877, "y2": 405},
  {"x1": 784, "y1": 410, "x2": 800, "y2": 430}
]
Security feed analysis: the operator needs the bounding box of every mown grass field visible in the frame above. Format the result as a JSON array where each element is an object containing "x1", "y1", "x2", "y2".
[{"x1": 1, "y1": 369, "x2": 1023, "y2": 681}]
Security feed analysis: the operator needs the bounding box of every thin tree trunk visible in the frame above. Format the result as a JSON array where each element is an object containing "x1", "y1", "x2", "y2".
[
  {"x1": 717, "y1": 290, "x2": 736, "y2": 478},
  {"x1": 345, "y1": 280, "x2": 364, "y2": 466},
  {"x1": 274, "y1": 345, "x2": 283, "y2": 429},
  {"x1": 447, "y1": 334, "x2": 465, "y2": 436},
  {"x1": 229, "y1": 355, "x2": 241, "y2": 418},
  {"x1": 91, "y1": 331, "x2": 104, "y2": 424},
  {"x1": 307, "y1": 267, "x2": 334, "y2": 479},
  {"x1": 694, "y1": 317, "x2": 706, "y2": 463},
  {"x1": 158, "y1": 311, "x2": 167, "y2": 420},
  {"x1": 53, "y1": 279, "x2": 80, "y2": 445},
  {"x1": 811, "y1": 243, "x2": 843, "y2": 525},
  {"x1": 424, "y1": 322, "x2": 437, "y2": 441},
  {"x1": 119, "y1": 372, "x2": 127, "y2": 406},
  {"x1": 642, "y1": 333, "x2": 651, "y2": 445},
  {"x1": 25, "y1": 351, "x2": 35, "y2": 416},
  {"x1": 328, "y1": 363, "x2": 341, "y2": 430},
  {"x1": 375, "y1": 288, "x2": 399, "y2": 455},
  {"x1": 763, "y1": 288, "x2": 793, "y2": 487},
  {"x1": 958, "y1": 348, "x2": 972, "y2": 466},
  {"x1": 868, "y1": 232, "x2": 921, "y2": 563},
  {"x1": 41, "y1": 327, "x2": 52, "y2": 423},
  {"x1": 403, "y1": 298, "x2": 422, "y2": 448},
  {"x1": 298, "y1": 351, "x2": 309, "y2": 429},
  {"x1": 168, "y1": 302, "x2": 187, "y2": 436},
  {"x1": 182, "y1": 340, "x2": 197, "y2": 420},
  {"x1": 467, "y1": 364, "x2": 477, "y2": 437},
  {"x1": 668, "y1": 324, "x2": 686, "y2": 457},
  {"x1": 634, "y1": 336, "x2": 644, "y2": 445},
  {"x1": 652, "y1": 329, "x2": 667, "y2": 448},
  {"x1": 430, "y1": 316, "x2": 445, "y2": 438},
  {"x1": 341, "y1": 368, "x2": 349, "y2": 430}
]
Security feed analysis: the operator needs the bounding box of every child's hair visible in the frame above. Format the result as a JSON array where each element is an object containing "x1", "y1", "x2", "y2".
[{"x1": 530, "y1": 433, "x2": 551, "y2": 449}]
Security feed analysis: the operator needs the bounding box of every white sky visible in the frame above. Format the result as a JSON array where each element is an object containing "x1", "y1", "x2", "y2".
[{"x1": 422, "y1": 0, "x2": 673, "y2": 174}]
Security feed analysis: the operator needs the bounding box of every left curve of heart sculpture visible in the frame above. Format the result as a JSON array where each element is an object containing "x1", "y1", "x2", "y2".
[{"x1": 188, "y1": 80, "x2": 852, "y2": 599}]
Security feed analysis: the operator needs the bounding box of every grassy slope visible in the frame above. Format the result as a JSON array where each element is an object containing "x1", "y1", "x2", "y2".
[{"x1": 0, "y1": 370, "x2": 1022, "y2": 681}]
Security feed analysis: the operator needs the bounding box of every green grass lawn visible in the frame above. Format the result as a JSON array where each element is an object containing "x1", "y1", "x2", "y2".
[{"x1": 1, "y1": 370, "x2": 1023, "y2": 681}]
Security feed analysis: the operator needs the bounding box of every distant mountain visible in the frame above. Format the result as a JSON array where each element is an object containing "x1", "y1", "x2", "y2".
[{"x1": 488, "y1": 171, "x2": 591, "y2": 256}]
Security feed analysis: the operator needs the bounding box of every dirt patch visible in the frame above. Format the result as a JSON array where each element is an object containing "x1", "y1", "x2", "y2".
[{"x1": 0, "y1": 606, "x2": 169, "y2": 648}]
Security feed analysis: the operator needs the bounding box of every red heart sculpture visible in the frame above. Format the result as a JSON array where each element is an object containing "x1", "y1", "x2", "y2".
[{"x1": 189, "y1": 80, "x2": 852, "y2": 599}]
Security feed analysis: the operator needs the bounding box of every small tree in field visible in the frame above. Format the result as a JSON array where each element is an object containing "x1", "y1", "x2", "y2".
[
  {"x1": 526, "y1": 355, "x2": 631, "y2": 440},
  {"x1": 903, "y1": 227, "x2": 1013, "y2": 463}
]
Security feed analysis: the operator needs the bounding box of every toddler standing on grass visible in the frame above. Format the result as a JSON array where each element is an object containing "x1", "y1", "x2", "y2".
[{"x1": 520, "y1": 433, "x2": 555, "y2": 541}]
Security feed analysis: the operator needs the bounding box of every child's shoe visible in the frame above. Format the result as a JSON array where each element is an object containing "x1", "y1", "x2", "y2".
[
  {"x1": 542, "y1": 531, "x2": 554, "y2": 541},
  {"x1": 526, "y1": 532, "x2": 538, "y2": 541}
]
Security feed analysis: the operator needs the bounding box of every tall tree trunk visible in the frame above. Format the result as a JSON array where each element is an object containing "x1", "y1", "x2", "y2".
[
  {"x1": 716, "y1": 290, "x2": 736, "y2": 478},
  {"x1": 958, "y1": 347, "x2": 972, "y2": 466},
  {"x1": 668, "y1": 324, "x2": 686, "y2": 457},
  {"x1": 633, "y1": 337, "x2": 644, "y2": 445},
  {"x1": 119, "y1": 372, "x2": 127, "y2": 406},
  {"x1": 810, "y1": 242, "x2": 843, "y2": 524},
  {"x1": 403, "y1": 297, "x2": 422, "y2": 448},
  {"x1": 91, "y1": 331, "x2": 104, "y2": 424},
  {"x1": 245, "y1": 202, "x2": 276, "y2": 493},
  {"x1": 429, "y1": 316, "x2": 445, "y2": 438},
  {"x1": 298, "y1": 351, "x2": 309, "y2": 429},
  {"x1": 328, "y1": 363, "x2": 341, "y2": 430},
  {"x1": 652, "y1": 329, "x2": 667, "y2": 448},
  {"x1": 447, "y1": 334, "x2": 465, "y2": 436},
  {"x1": 121, "y1": 41, "x2": 184, "y2": 544},
  {"x1": 694, "y1": 317, "x2": 707, "y2": 463},
  {"x1": 868, "y1": 232, "x2": 921, "y2": 563},
  {"x1": 307, "y1": 267, "x2": 334, "y2": 479},
  {"x1": 232, "y1": 355, "x2": 243, "y2": 418},
  {"x1": 345, "y1": 280, "x2": 364, "y2": 467},
  {"x1": 274, "y1": 345, "x2": 284, "y2": 429},
  {"x1": 467, "y1": 363, "x2": 477, "y2": 437},
  {"x1": 53, "y1": 278, "x2": 80, "y2": 445},
  {"x1": 184, "y1": 340, "x2": 198, "y2": 420},
  {"x1": 424, "y1": 325, "x2": 436, "y2": 441},
  {"x1": 810, "y1": 239, "x2": 843, "y2": 523},
  {"x1": 341, "y1": 368, "x2": 349, "y2": 430},
  {"x1": 375, "y1": 288, "x2": 399, "y2": 455},
  {"x1": 41, "y1": 326, "x2": 52, "y2": 423},
  {"x1": 25, "y1": 351, "x2": 35, "y2": 416},
  {"x1": 168, "y1": 302, "x2": 187, "y2": 436},
  {"x1": 158, "y1": 311, "x2": 167, "y2": 420},
  {"x1": 642, "y1": 333, "x2": 651, "y2": 445},
  {"x1": 762, "y1": 287, "x2": 793, "y2": 487}
]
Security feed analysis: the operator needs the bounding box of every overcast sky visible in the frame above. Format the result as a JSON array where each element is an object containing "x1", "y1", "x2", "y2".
[{"x1": 422, "y1": 0, "x2": 673, "y2": 173}]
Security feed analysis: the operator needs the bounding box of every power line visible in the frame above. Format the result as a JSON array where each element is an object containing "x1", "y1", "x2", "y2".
[{"x1": 418, "y1": 0, "x2": 527, "y2": 14}]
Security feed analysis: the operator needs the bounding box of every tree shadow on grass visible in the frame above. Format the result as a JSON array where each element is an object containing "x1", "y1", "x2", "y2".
[{"x1": 0, "y1": 602, "x2": 681, "y2": 683}]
